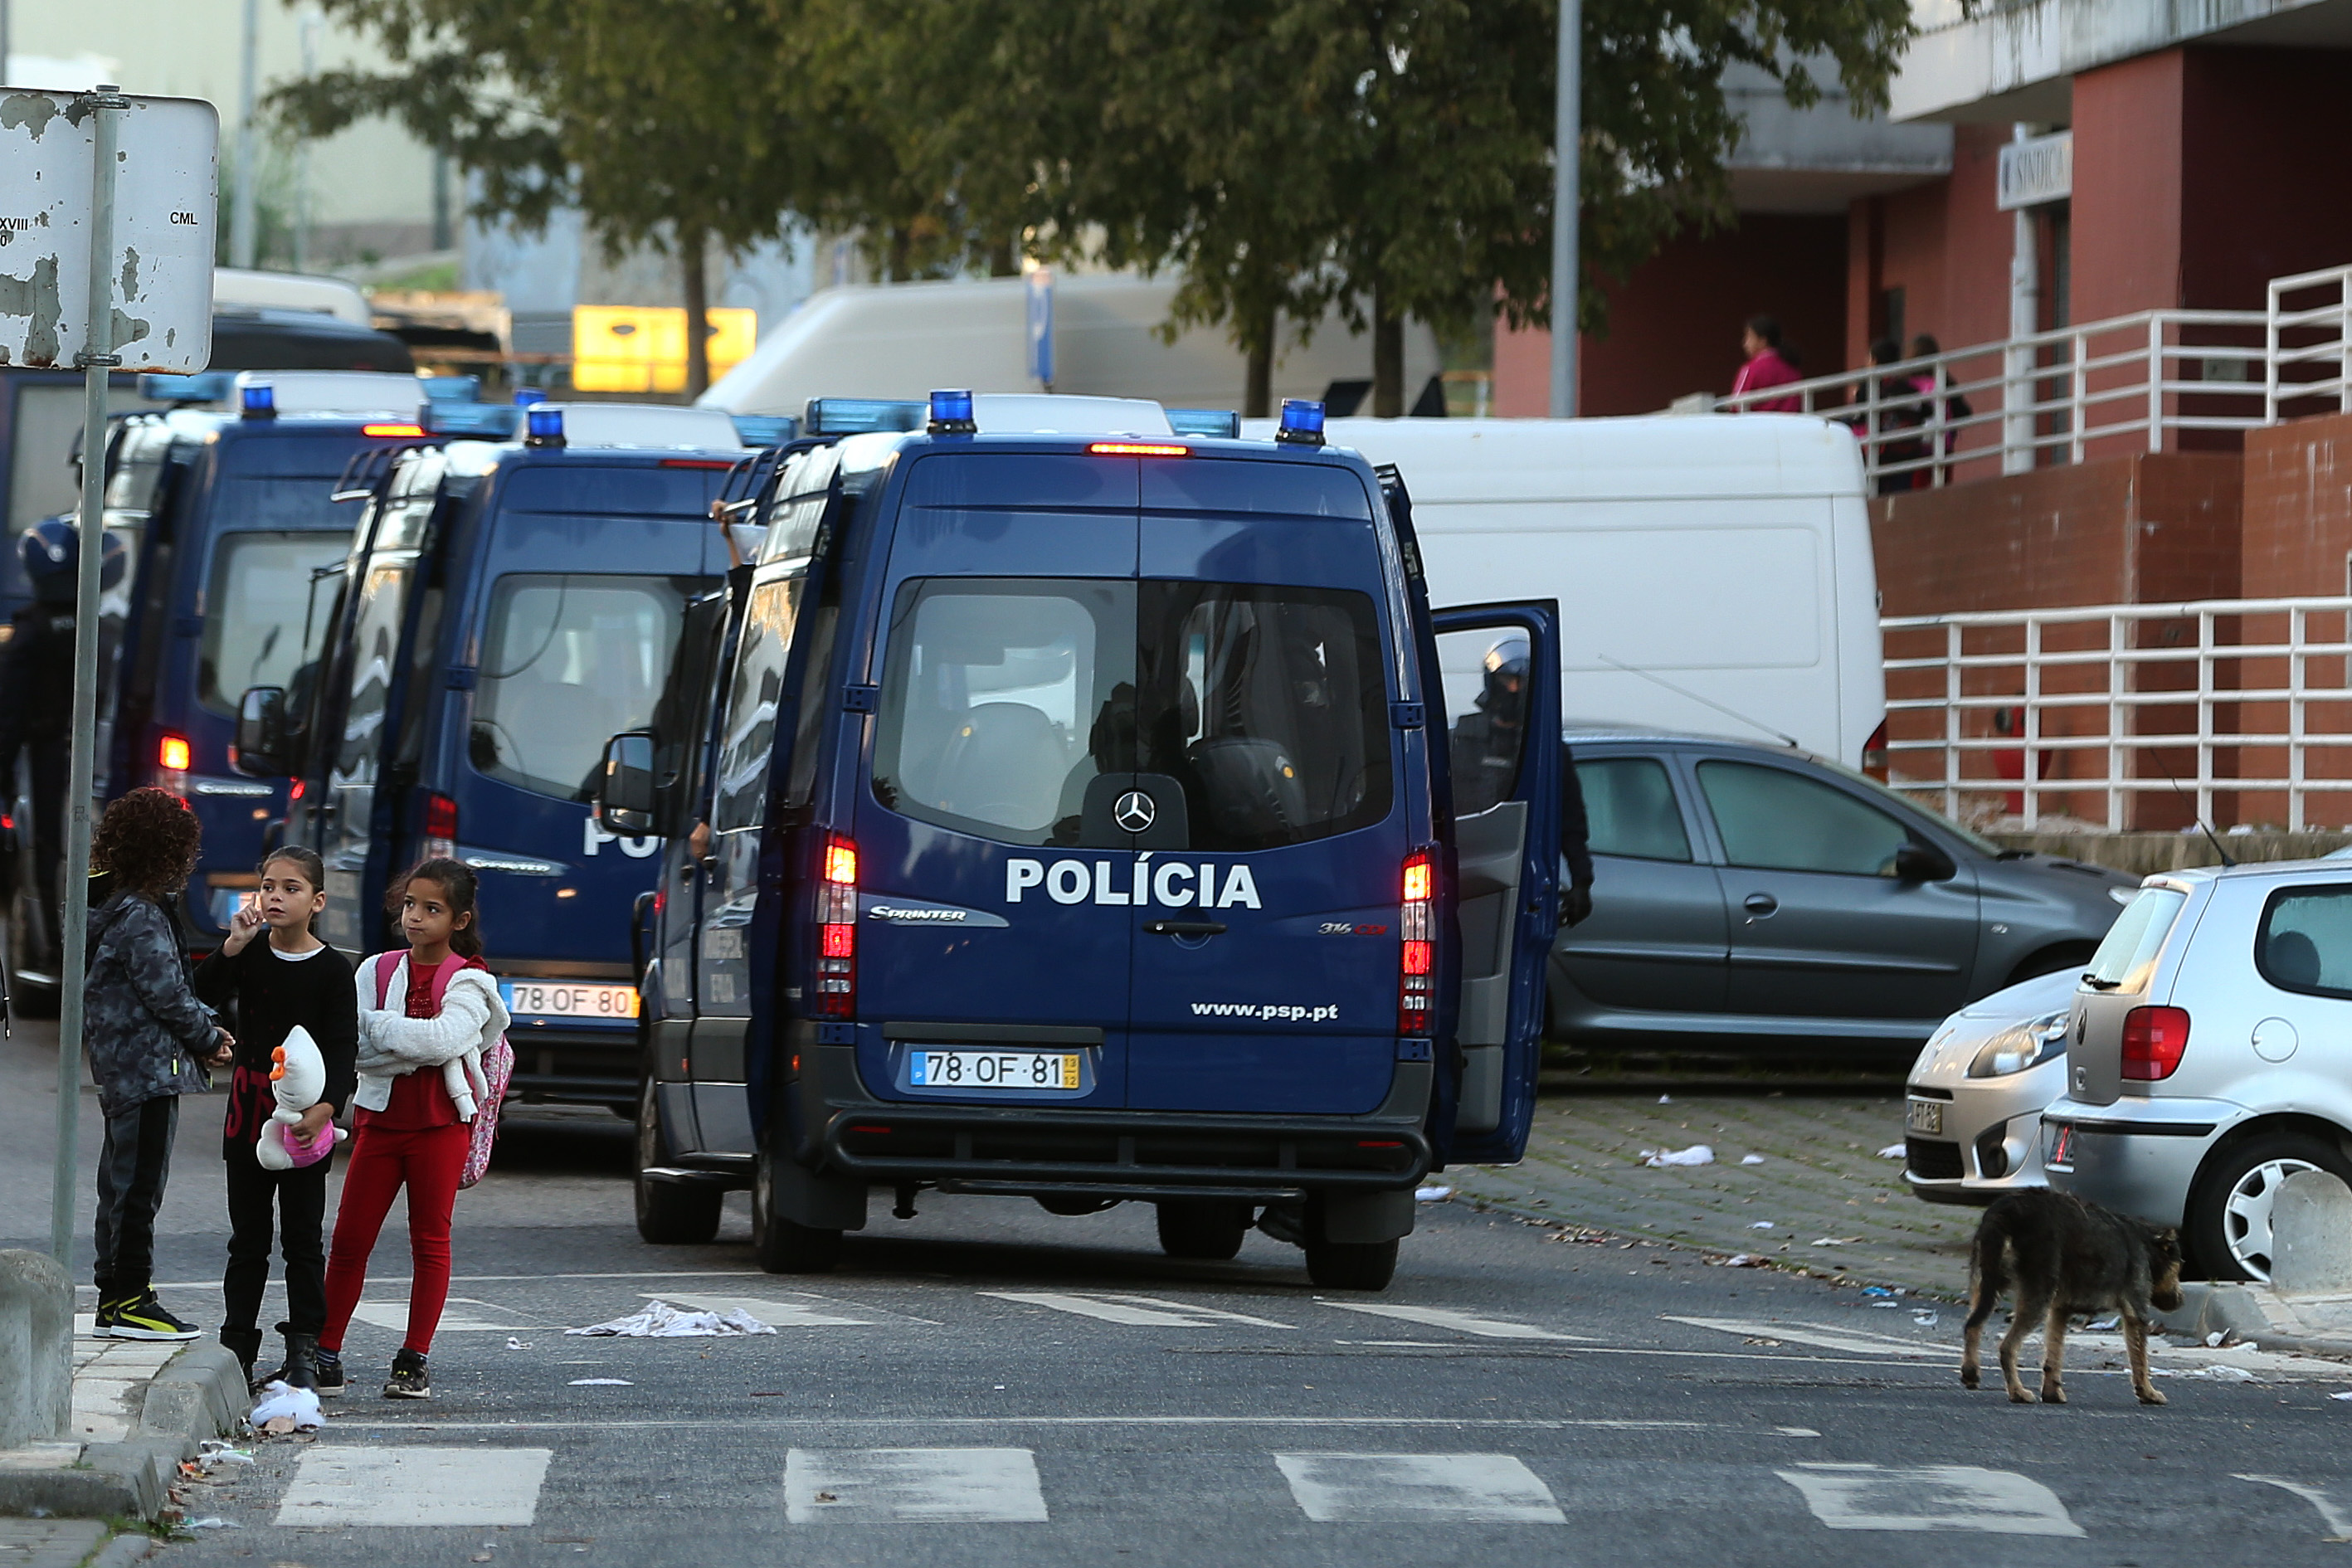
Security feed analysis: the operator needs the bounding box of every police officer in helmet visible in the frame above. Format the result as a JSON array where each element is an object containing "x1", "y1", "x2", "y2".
[
  {"x1": 1449, "y1": 635, "x2": 1594, "y2": 926},
  {"x1": 2, "y1": 518, "x2": 127, "y2": 960}
]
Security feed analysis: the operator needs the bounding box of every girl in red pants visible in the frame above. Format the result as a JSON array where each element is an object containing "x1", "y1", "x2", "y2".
[{"x1": 318, "y1": 859, "x2": 509, "y2": 1400}]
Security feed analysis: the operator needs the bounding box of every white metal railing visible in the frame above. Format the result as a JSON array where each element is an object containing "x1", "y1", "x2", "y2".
[
  {"x1": 1719, "y1": 263, "x2": 2352, "y2": 489},
  {"x1": 1882, "y1": 597, "x2": 2352, "y2": 833}
]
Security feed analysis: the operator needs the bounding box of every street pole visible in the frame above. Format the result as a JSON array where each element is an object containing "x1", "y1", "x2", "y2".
[
  {"x1": 1548, "y1": 0, "x2": 1580, "y2": 418},
  {"x1": 52, "y1": 85, "x2": 124, "y2": 1264},
  {"x1": 231, "y1": 0, "x2": 258, "y2": 269},
  {"x1": 2004, "y1": 122, "x2": 2039, "y2": 475}
]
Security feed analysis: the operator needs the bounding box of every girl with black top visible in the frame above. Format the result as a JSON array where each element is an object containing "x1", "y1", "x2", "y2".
[{"x1": 192, "y1": 846, "x2": 357, "y2": 1390}]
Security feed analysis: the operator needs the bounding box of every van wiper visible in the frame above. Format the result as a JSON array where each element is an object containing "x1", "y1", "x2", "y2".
[{"x1": 2082, "y1": 971, "x2": 2121, "y2": 991}]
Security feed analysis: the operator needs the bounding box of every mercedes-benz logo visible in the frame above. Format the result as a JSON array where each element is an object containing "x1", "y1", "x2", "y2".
[{"x1": 1113, "y1": 790, "x2": 1157, "y2": 834}]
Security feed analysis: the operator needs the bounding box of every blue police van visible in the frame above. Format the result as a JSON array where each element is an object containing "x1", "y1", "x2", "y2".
[
  {"x1": 598, "y1": 392, "x2": 1564, "y2": 1289},
  {"x1": 2, "y1": 371, "x2": 435, "y2": 1005},
  {"x1": 234, "y1": 401, "x2": 756, "y2": 1108}
]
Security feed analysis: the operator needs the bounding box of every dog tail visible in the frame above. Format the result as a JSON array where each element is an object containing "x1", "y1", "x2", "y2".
[{"x1": 1965, "y1": 1203, "x2": 2016, "y2": 1332}]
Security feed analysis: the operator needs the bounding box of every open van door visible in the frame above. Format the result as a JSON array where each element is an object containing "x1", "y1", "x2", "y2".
[{"x1": 1429, "y1": 600, "x2": 1563, "y2": 1166}]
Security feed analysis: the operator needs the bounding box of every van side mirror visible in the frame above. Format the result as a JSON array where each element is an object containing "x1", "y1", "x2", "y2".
[
  {"x1": 1896, "y1": 841, "x2": 1957, "y2": 883},
  {"x1": 231, "y1": 686, "x2": 288, "y2": 777},
  {"x1": 597, "y1": 731, "x2": 657, "y2": 835}
]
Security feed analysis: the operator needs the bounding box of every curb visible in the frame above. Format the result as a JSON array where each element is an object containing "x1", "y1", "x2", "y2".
[
  {"x1": 2158, "y1": 1281, "x2": 2352, "y2": 1362},
  {"x1": 0, "y1": 1343, "x2": 247, "y2": 1522},
  {"x1": 89, "y1": 1532, "x2": 158, "y2": 1567}
]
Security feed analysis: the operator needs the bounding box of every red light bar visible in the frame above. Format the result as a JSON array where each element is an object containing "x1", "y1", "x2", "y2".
[
  {"x1": 1088, "y1": 442, "x2": 1191, "y2": 457},
  {"x1": 361, "y1": 422, "x2": 426, "y2": 437},
  {"x1": 659, "y1": 457, "x2": 737, "y2": 470}
]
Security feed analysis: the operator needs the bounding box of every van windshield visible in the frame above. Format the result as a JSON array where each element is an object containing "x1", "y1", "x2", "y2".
[
  {"x1": 470, "y1": 573, "x2": 690, "y2": 801},
  {"x1": 198, "y1": 532, "x2": 348, "y2": 714},
  {"x1": 872, "y1": 577, "x2": 1392, "y2": 850}
]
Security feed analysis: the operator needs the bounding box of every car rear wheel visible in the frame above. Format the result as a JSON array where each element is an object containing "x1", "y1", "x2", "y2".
[
  {"x1": 633, "y1": 1080, "x2": 722, "y2": 1246},
  {"x1": 1156, "y1": 1200, "x2": 1250, "y2": 1261},
  {"x1": 1303, "y1": 1238, "x2": 1397, "y2": 1291},
  {"x1": 752, "y1": 1147, "x2": 843, "y2": 1274},
  {"x1": 2187, "y1": 1132, "x2": 2352, "y2": 1281}
]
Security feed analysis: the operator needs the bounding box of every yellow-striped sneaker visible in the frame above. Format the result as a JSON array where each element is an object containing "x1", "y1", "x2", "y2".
[{"x1": 110, "y1": 1292, "x2": 201, "y2": 1341}]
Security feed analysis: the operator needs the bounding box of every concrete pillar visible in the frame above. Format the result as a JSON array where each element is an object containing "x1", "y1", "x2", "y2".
[
  {"x1": 0, "y1": 1249, "x2": 72, "y2": 1447},
  {"x1": 2270, "y1": 1168, "x2": 2352, "y2": 1298}
]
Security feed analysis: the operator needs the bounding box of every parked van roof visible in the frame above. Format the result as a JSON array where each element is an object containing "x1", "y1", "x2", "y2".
[
  {"x1": 212, "y1": 268, "x2": 374, "y2": 325},
  {"x1": 1243, "y1": 414, "x2": 1866, "y2": 503}
]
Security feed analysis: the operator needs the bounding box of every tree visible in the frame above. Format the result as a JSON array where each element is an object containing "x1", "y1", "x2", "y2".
[{"x1": 271, "y1": 0, "x2": 812, "y2": 396}]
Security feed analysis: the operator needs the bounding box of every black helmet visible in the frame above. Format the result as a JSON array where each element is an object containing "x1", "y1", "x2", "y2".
[
  {"x1": 19, "y1": 517, "x2": 127, "y2": 604},
  {"x1": 1477, "y1": 634, "x2": 1531, "y2": 722}
]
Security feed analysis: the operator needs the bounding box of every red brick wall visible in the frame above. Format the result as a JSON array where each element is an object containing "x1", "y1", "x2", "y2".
[
  {"x1": 2181, "y1": 49, "x2": 2352, "y2": 312},
  {"x1": 1491, "y1": 213, "x2": 1848, "y2": 417},
  {"x1": 2072, "y1": 51, "x2": 2189, "y2": 321},
  {"x1": 2242, "y1": 411, "x2": 2352, "y2": 597}
]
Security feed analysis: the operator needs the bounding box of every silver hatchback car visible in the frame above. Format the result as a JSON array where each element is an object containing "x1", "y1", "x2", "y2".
[{"x1": 2044, "y1": 862, "x2": 2352, "y2": 1280}]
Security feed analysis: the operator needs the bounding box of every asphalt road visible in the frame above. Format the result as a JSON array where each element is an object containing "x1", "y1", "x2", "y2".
[{"x1": 9, "y1": 1021, "x2": 2352, "y2": 1568}]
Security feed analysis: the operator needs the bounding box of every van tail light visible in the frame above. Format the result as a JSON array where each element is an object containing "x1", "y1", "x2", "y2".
[
  {"x1": 2121, "y1": 1006, "x2": 2191, "y2": 1080},
  {"x1": 157, "y1": 733, "x2": 192, "y2": 796},
  {"x1": 421, "y1": 791, "x2": 459, "y2": 861},
  {"x1": 816, "y1": 834, "x2": 858, "y2": 1018},
  {"x1": 1399, "y1": 850, "x2": 1434, "y2": 1035},
  {"x1": 1863, "y1": 719, "x2": 1890, "y2": 782}
]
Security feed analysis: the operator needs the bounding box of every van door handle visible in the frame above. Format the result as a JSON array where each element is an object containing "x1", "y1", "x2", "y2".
[
  {"x1": 1742, "y1": 893, "x2": 1778, "y2": 918},
  {"x1": 1143, "y1": 920, "x2": 1228, "y2": 937}
]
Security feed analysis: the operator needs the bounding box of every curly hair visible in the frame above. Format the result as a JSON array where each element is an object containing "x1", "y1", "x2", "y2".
[{"x1": 91, "y1": 787, "x2": 201, "y2": 898}]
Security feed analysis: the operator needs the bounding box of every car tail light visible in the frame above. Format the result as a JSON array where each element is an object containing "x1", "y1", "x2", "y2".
[
  {"x1": 1399, "y1": 850, "x2": 1434, "y2": 1035},
  {"x1": 289, "y1": 778, "x2": 305, "y2": 801},
  {"x1": 1863, "y1": 719, "x2": 1889, "y2": 782},
  {"x1": 2121, "y1": 1005, "x2": 2190, "y2": 1080},
  {"x1": 817, "y1": 834, "x2": 857, "y2": 1018},
  {"x1": 157, "y1": 733, "x2": 191, "y2": 795},
  {"x1": 422, "y1": 791, "x2": 459, "y2": 861}
]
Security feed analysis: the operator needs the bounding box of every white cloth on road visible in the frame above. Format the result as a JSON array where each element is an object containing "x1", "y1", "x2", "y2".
[
  {"x1": 1641, "y1": 1144, "x2": 1713, "y2": 1167},
  {"x1": 565, "y1": 1299, "x2": 777, "y2": 1337},
  {"x1": 249, "y1": 1381, "x2": 324, "y2": 1430}
]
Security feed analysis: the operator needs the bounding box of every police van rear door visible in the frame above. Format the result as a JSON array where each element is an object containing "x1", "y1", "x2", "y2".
[
  {"x1": 857, "y1": 450, "x2": 1139, "y2": 1107},
  {"x1": 1123, "y1": 456, "x2": 1404, "y2": 1116},
  {"x1": 1429, "y1": 601, "x2": 1565, "y2": 1165}
]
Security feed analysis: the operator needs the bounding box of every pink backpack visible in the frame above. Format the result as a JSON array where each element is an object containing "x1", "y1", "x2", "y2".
[{"x1": 367, "y1": 952, "x2": 516, "y2": 1190}]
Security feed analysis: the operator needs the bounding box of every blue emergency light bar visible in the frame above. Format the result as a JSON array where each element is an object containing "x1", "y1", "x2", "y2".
[
  {"x1": 1166, "y1": 408, "x2": 1241, "y2": 439},
  {"x1": 422, "y1": 376, "x2": 482, "y2": 404},
  {"x1": 422, "y1": 402, "x2": 521, "y2": 439},
  {"x1": 241, "y1": 382, "x2": 277, "y2": 420},
  {"x1": 928, "y1": 388, "x2": 977, "y2": 436},
  {"x1": 802, "y1": 398, "x2": 927, "y2": 436},
  {"x1": 523, "y1": 406, "x2": 565, "y2": 447},
  {"x1": 513, "y1": 388, "x2": 548, "y2": 407},
  {"x1": 1276, "y1": 398, "x2": 1325, "y2": 447},
  {"x1": 730, "y1": 414, "x2": 801, "y2": 448},
  {"x1": 139, "y1": 370, "x2": 236, "y2": 405}
]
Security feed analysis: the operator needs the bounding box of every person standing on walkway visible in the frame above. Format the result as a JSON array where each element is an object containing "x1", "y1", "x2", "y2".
[
  {"x1": 85, "y1": 787, "x2": 233, "y2": 1341},
  {"x1": 1730, "y1": 316, "x2": 1805, "y2": 412},
  {"x1": 316, "y1": 858, "x2": 507, "y2": 1400},
  {"x1": 194, "y1": 846, "x2": 356, "y2": 1391}
]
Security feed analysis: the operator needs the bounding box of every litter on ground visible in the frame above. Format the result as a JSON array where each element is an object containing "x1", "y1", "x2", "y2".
[
  {"x1": 1415, "y1": 1185, "x2": 1453, "y2": 1201},
  {"x1": 1876, "y1": 1143, "x2": 1906, "y2": 1159},
  {"x1": 508, "y1": 1337, "x2": 532, "y2": 1350},
  {"x1": 1811, "y1": 1237, "x2": 1862, "y2": 1247},
  {"x1": 568, "y1": 1378, "x2": 635, "y2": 1386},
  {"x1": 566, "y1": 1300, "x2": 778, "y2": 1337},
  {"x1": 1719, "y1": 1254, "x2": 1770, "y2": 1268},
  {"x1": 1641, "y1": 1144, "x2": 1714, "y2": 1167},
  {"x1": 1749, "y1": 1220, "x2": 1775, "y2": 1230},
  {"x1": 1741, "y1": 1154, "x2": 1765, "y2": 1165},
  {"x1": 1658, "y1": 1094, "x2": 1673, "y2": 1104},
  {"x1": 2330, "y1": 1391, "x2": 2352, "y2": 1401},
  {"x1": 1912, "y1": 1309, "x2": 1941, "y2": 1327},
  {"x1": 183, "y1": 1517, "x2": 241, "y2": 1530},
  {"x1": 248, "y1": 1381, "x2": 324, "y2": 1432}
]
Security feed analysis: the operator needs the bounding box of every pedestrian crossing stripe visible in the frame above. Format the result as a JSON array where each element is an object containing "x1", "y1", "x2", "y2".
[
  {"x1": 786, "y1": 1448, "x2": 1048, "y2": 1523},
  {"x1": 980, "y1": 1291, "x2": 1295, "y2": 1328},
  {"x1": 1275, "y1": 1453, "x2": 1566, "y2": 1522},
  {"x1": 1318, "y1": 1301, "x2": 1595, "y2": 1342},
  {"x1": 1777, "y1": 1463, "x2": 2085, "y2": 1536},
  {"x1": 275, "y1": 1446, "x2": 553, "y2": 1527}
]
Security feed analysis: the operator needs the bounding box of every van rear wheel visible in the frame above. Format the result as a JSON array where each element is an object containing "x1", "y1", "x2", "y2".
[
  {"x1": 752, "y1": 1148, "x2": 843, "y2": 1273},
  {"x1": 633, "y1": 1080, "x2": 722, "y2": 1246},
  {"x1": 1304, "y1": 1239, "x2": 1397, "y2": 1291},
  {"x1": 1156, "y1": 1200, "x2": 1249, "y2": 1261}
]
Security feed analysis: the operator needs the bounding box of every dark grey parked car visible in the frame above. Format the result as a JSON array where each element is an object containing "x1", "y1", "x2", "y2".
[{"x1": 1553, "y1": 727, "x2": 2135, "y2": 1059}]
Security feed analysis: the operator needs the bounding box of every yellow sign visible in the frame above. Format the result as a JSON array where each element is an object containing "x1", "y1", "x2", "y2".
[{"x1": 572, "y1": 305, "x2": 757, "y2": 393}]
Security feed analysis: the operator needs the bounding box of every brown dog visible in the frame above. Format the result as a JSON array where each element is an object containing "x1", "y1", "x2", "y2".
[{"x1": 1960, "y1": 1189, "x2": 2184, "y2": 1405}]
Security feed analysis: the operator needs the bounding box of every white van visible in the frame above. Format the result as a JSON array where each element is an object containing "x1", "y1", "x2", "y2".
[
  {"x1": 699, "y1": 272, "x2": 1441, "y2": 416},
  {"x1": 1277, "y1": 414, "x2": 1883, "y2": 766}
]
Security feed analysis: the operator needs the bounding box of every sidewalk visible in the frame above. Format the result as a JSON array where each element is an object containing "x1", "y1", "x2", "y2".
[
  {"x1": 1452, "y1": 1087, "x2": 1983, "y2": 1299},
  {"x1": 0, "y1": 1323, "x2": 246, "y2": 1526}
]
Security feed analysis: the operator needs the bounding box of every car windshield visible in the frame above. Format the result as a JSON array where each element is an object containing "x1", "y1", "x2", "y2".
[{"x1": 470, "y1": 573, "x2": 690, "y2": 801}]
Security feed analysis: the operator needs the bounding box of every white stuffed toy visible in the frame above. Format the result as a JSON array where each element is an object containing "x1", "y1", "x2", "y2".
[{"x1": 255, "y1": 1025, "x2": 348, "y2": 1171}]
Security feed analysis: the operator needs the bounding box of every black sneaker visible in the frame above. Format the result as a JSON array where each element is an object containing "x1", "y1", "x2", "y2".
[
  {"x1": 383, "y1": 1348, "x2": 431, "y2": 1400},
  {"x1": 91, "y1": 1298, "x2": 128, "y2": 1336},
  {"x1": 312, "y1": 1347, "x2": 347, "y2": 1398},
  {"x1": 110, "y1": 1292, "x2": 201, "y2": 1342}
]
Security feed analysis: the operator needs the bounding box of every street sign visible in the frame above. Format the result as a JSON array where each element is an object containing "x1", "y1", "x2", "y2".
[
  {"x1": 1997, "y1": 131, "x2": 2072, "y2": 212},
  {"x1": 0, "y1": 89, "x2": 217, "y2": 370},
  {"x1": 1026, "y1": 266, "x2": 1054, "y2": 390}
]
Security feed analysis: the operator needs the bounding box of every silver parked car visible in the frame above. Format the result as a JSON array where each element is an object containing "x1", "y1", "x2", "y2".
[
  {"x1": 1902, "y1": 967, "x2": 2079, "y2": 1204},
  {"x1": 1554, "y1": 727, "x2": 2135, "y2": 1058},
  {"x1": 2044, "y1": 862, "x2": 2352, "y2": 1280}
]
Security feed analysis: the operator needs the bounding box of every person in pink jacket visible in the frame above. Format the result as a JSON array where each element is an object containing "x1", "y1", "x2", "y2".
[{"x1": 1731, "y1": 314, "x2": 1804, "y2": 412}]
